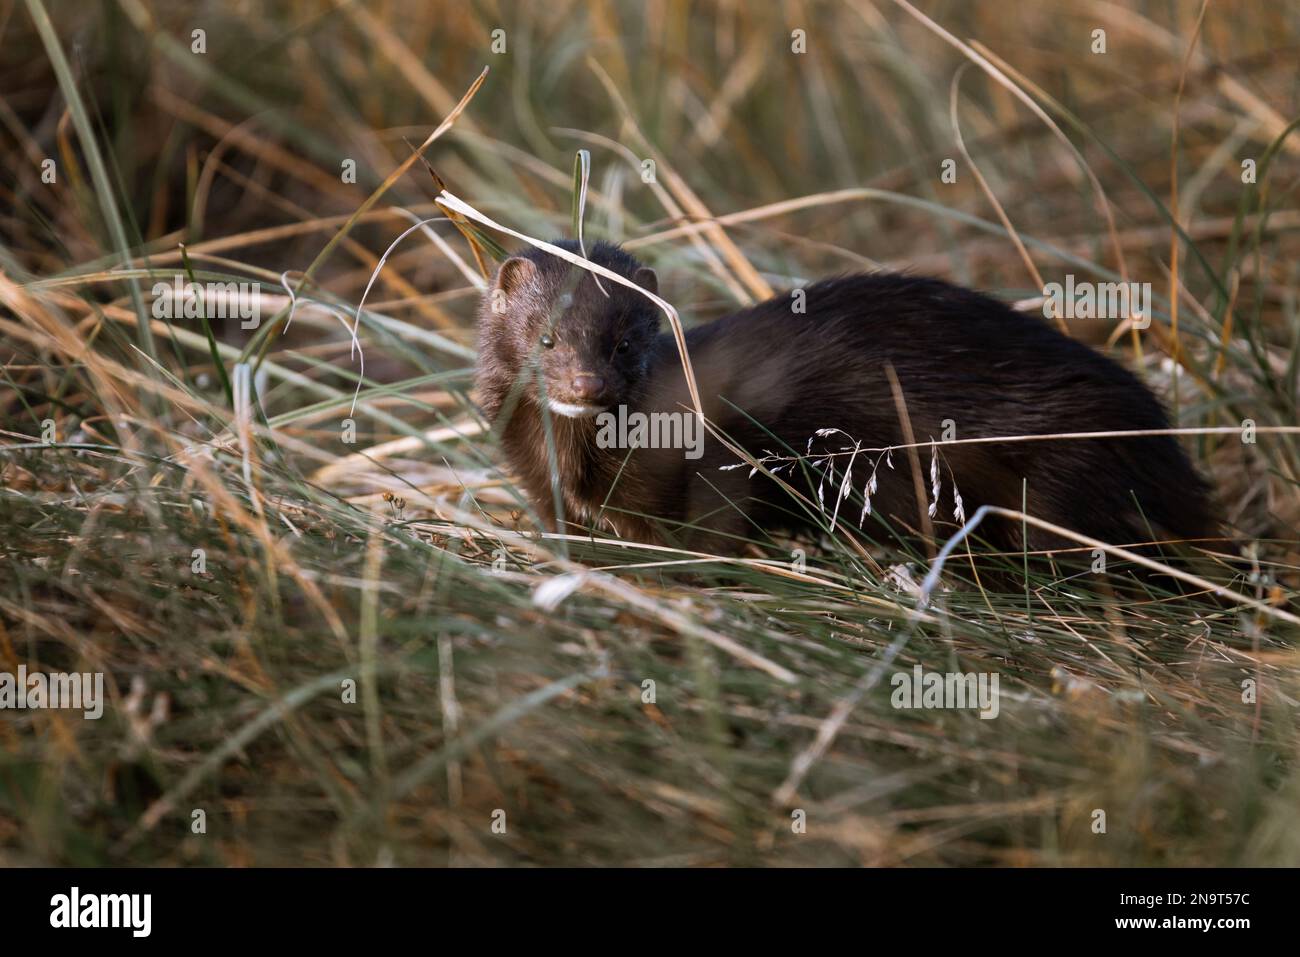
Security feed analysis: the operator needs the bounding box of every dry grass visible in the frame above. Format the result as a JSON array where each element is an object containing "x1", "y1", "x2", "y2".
[{"x1": 1, "y1": 0, "x2": 1299, "y2": 866}]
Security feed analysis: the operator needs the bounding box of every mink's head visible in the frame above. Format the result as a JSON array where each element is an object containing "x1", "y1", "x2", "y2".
[{"x1": 475, "y1": 240, "x2": 660, "y2": 420}]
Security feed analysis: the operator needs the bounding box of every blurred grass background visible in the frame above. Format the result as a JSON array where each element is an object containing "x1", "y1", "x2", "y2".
[{"x1": 1, "y1": 0, "x2": 1299, "y2": 865}]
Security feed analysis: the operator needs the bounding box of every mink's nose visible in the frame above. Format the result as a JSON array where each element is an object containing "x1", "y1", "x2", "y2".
[{"x1": 571, "y1": 374, "x2": 606, "y2": 401}]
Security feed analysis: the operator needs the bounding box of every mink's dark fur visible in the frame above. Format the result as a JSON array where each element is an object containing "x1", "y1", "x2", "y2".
[{"x1": 475, "y1": 240, "x2": 1218, "y2": 556}]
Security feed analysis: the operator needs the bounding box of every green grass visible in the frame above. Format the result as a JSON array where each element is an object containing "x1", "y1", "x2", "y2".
[{"x1": 1, "y1": 0, "x2": 1298, "y2": 866}]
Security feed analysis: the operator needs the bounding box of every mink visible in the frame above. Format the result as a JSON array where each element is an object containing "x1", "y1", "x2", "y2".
[{"x1": 474, "y1": 240, "x2": 1218, "y2": 557}]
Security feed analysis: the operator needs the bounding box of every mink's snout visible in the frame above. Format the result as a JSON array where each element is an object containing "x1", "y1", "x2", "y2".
[
  {"x1": 545, "y1": 360, "x2": 619, "y2": 410},
  {"x1": 571, "y1": 373, "x2": 607, "y2": 401}
]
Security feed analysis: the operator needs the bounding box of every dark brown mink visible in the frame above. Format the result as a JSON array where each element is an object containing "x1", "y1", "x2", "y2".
[{"x1": 474, "y1": 240, "x2": 1218, "y2": 557}]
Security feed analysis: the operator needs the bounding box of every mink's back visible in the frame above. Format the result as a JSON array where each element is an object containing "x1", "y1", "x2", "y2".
[{"x1": 634, "y1": 273, "x2": 1216, "y2": 549}]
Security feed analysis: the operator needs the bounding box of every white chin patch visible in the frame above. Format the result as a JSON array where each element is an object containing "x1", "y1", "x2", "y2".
[{"x1": 547, "y1": 399, "x2": 605, "y2": 419}]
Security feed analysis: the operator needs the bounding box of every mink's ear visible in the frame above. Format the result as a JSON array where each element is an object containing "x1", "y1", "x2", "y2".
[
  {"x1": 633, "y1": 266, "x2": 658, "y2": 297},
  {"x1": 494, "y1": 256, "x2": 539, "y2": 296}
]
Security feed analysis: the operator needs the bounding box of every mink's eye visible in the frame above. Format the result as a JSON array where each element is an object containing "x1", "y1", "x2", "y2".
[
  {"x1": 616, "y1": 339, "x2": 630, "y2": 354},
  {"x1": 540, "y1": 333, "x2": 555, "y2": 349}
]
